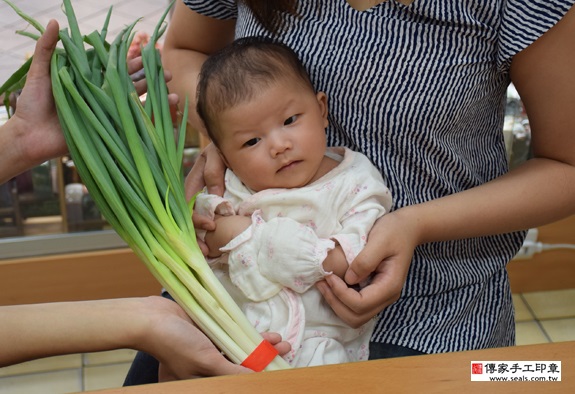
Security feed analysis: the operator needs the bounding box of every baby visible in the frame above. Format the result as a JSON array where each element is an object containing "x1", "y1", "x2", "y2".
[{"x1": 195, "y1": 36, "x2": 392, "y2": 367}]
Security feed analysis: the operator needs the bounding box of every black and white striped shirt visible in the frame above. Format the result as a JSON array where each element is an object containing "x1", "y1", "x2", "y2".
[{"x1": 183, "y1": 0, "x2": 572, "y2": 353}]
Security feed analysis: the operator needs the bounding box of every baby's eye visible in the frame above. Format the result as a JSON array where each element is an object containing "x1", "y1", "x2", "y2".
[
  {"x1": 284, "y1": 115, "x2": 298, "y2": 126},
  {"x1": 244, "y1": 137, "x2": 260, "y2": 147}
]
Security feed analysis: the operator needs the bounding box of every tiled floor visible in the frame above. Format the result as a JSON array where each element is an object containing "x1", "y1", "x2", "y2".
[
  {"x1": 0, "y1": 350, "x2": 136, "y2": 393},
  {"x1": 514, "y1": 289, "x2": 575, "y2": 346}
]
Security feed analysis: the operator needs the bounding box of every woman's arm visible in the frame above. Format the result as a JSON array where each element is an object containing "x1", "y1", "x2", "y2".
[
  {"x1": 163, "y1": 2, "x2": 235, "y2": 134},
  {"x1": 0, "y1": 296, "x2": 290, "y2": 378},
  {"x1": 0, "y1": 297, "x2": 238, "y2": 374},
  {"x1": 164, "y1": 4, "x2": 235, "y2": 200},
  {"x1": 319, "y1": 5, "x2": 575, "y2": 327},
  {"x1": 164, "y1": 3, "x2": 236, "y2": 200}
]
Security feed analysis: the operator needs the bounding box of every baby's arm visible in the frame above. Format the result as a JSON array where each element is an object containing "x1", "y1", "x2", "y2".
[
  {"x1": 204, "y1": 215, "x2": 251, "y2": 258},
  {"x1": 221, "y1": 213, "x2": 334, "y2": 301}
]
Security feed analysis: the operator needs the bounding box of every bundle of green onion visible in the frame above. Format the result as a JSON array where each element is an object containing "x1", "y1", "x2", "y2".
[{"x1": 1, "y1": 0, "x2": 290, "y2": 371}]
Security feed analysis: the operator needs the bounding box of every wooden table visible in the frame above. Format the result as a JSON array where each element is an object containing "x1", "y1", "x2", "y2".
[{"x1": 95, "y1": 341, "x2": 573, "y2": 393}]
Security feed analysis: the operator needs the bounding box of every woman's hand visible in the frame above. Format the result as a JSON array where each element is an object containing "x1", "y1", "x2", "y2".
[
  {"x1": 185, "y1": 142, "x2": 227, "y2": 199},
  {"x1": 147, "y1": 297, "x2": 290, "y2": 381},
  {"x1": 12, "y1": 22, "x2": 174, "y2": 166},
  {"x1": 316, "y1": 210, "x2": 417, "y2": 328},
  {"x1": 185, "y1": 143, "x2": 227, "y2": 254},
  {"x1": 8, "y1": 19, "x2": 65, "y2": 176},
  {"x1": 1, "y1": 19, "x2": 178, "y2": 185}
]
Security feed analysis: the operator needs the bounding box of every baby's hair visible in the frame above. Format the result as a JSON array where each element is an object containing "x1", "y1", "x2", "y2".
[{"x1": 197, "y1": 36, "x2": 314, "y2": 145}]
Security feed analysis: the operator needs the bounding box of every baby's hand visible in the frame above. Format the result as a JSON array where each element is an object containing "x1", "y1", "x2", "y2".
[{"x1": 204, "y1": 215, "x2": 251, "y2": 258}]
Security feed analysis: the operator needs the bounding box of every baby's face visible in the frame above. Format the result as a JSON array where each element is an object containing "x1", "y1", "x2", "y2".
[{"x1": 214, "y1": 78, "x2": 329, "y2": 192}]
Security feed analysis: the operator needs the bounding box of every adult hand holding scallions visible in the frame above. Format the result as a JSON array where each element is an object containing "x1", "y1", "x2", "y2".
[{"x1": 0, "y1": 0, "x2": 291, "y2": 372}]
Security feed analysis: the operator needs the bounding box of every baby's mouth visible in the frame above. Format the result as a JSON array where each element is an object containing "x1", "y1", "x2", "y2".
[{"x1": 277, "y1": 160, "x2": 301, "y2": 172}]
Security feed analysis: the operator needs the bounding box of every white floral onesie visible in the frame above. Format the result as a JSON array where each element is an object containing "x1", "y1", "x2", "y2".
[{"x1": 195, "y1": 147, "x2": 392, "y2": 367}]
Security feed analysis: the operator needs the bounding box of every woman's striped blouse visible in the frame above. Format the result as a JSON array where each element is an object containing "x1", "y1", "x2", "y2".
[{"x1": 183, "y1": 0, "x2": 572, "y2": 354}]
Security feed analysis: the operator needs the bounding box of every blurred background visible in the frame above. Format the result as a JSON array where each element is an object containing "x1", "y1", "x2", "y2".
[{"x1": 0, "y1": 0, "x2": 199, "y2": 246}]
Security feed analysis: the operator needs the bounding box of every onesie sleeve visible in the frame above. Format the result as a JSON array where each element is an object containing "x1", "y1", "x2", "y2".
[
  {"x1": 332, "y1": 161, "x2": 393, "y2": 265},
  {"x1": 194, "y1": 192, "x2": 235, "y2": 220},
  {"x1": 193, "y1": 191, "x2": 235, "y2": 242},
  {"x1": 220, "y1": 210, "x2": 334, "y2": 301}
]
